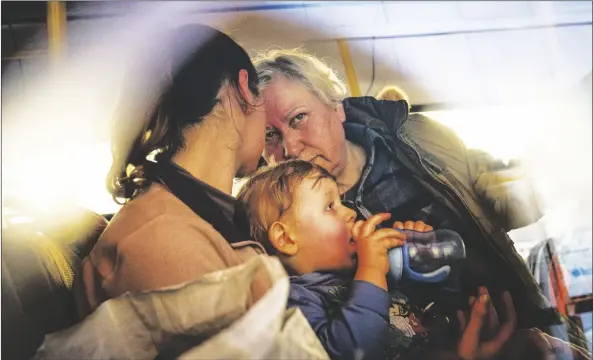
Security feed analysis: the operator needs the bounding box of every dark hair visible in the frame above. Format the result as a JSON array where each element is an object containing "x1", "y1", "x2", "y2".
[
  {"x1": 236, "y1": 160, "x2": 335, "y2": 253},
  {"x1": 108, "y1": 25, "x2": 260, "y2": 203}
]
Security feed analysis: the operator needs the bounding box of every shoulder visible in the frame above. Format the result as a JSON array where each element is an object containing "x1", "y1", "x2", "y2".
[
  {"x1": 89, "y1": 184, "x2": 238, "y2": 275},
  {"x1": 289, "y1": 274, "x2": 350, "y2": 306},
  {"x1": 401, "y1": 112, "x2": 469, "y2": 167},
  {"x1": 343, "y1": 96, "x2": 409, "y2": 135},
  {"x1": 289, "y1": 281, "x2": 321, "y2": 302},
  {"x1": 404, "y1": 112, "x2": 462, "y2": 141},
  {"x1": 102, "y1": 183, "x2": 222, "y2": 240},
  {"x1": 108, "y1": 184, "x2": 196, "y2": 229}
]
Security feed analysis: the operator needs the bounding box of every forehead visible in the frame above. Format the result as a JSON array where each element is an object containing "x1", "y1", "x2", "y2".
[
  {"x1": 295, "y1": 176, "x2": 336, "y2": 200},
  {"x1": 262, "y1": 78, "x2": 315, "y2": 117}
]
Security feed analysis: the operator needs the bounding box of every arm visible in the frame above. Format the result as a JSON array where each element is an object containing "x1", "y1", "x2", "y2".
[
  {"x1": 289, "y1": 280, "x2": 390, "y2": 360},
  {"x1": 467, "y1": 150, "x2": 543, "y2": 231},
  {"x1": 408, "y1": 112, "x2": 543, "y2": 231},
  {"x1": 290, "y1": 214, "x2": 407, "y2": 360}
]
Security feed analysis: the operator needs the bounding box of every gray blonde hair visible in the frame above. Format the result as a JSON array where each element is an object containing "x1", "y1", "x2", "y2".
[{"x1": 253, "y1": 49, "x2": 347, "y2": 107}]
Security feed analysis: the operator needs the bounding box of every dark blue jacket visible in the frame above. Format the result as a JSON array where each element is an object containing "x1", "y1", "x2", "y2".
[{"x1": 288, "y1": 272, "x2": 389, "y2": 360}]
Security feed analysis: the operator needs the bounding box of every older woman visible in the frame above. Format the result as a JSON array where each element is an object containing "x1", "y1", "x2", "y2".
[
  {"x1": 74, "y1": 25, "x2": 268, "y2": 318},
  {"x1": 253, "y1": 49, "x2": 588, "y2": 356}
]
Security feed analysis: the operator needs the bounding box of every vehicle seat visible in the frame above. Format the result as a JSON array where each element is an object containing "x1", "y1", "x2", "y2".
[{"x1": 1, "y1": 209, "x2": 108, "y2": 360}]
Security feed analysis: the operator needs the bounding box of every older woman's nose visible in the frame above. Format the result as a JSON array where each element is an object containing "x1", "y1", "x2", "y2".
[{"x1": 282, "y1": 131, "x2": 304, "y2": 159}]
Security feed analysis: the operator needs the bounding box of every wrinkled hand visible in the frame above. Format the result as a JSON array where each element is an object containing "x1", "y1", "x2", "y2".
[
  {"x1": 352, "y1": 213, "x2": 406, "y2": 290},
  {"x1": 393, "y1": 220, "x2": 433, "y2": 233},
  {"x1": 393, "y1": 220, "x2": 436, "y2": 245},
  {"x1": 457, "y1": 287, "x2": 517, "y2": 360}
]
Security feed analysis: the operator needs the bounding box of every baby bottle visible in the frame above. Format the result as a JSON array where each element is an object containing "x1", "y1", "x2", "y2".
[{"x1": 388, "y1": 229, "x2": 466, "y2": 283}]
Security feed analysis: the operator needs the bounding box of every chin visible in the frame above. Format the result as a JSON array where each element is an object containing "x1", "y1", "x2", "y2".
[
  {"x1": 235, "y1": 168, "x2": 248, "y2": 178},
  {"x1": 236, "y1": 161, "x2": 259, "y2": 178},
  {"x1": 312, "y1": 157, "x2": 337, "y2": 174},
  {"x1": 327, "y1": 160, "x2": 345, "y2": 177}
]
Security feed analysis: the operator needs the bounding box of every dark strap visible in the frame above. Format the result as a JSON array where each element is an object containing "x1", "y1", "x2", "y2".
[{"x1": 144, "y1": 160, "x2": 250, "y2": 245}]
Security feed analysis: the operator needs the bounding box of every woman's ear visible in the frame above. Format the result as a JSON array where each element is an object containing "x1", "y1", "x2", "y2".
[
  {"x1": 268, "y1": 221, "x2": 298, "y2": 256},
  {"x1": 335, "y1": 103, "x2": 346, "y2": 123},
  {"x1": 237, "y1": 69, "x2": 254, "y2": 109}
]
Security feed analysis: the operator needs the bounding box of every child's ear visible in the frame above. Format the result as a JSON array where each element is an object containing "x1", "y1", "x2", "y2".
[{"x1": 268, "y1": 221, "x2": 298, "y2": 256}]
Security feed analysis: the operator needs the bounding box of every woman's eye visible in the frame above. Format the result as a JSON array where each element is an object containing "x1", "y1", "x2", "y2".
[
  {"x1": 326, "y1": 203, "x2": 334, "y2": 211},
  {"x1": 265, "y1": 130, "x2": 281, "y2": 144},
  {"x1": 289, "y1": 113, "x2": 307, "y2": 128}
]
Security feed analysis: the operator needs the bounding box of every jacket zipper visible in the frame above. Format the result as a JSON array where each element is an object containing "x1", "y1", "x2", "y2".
[{"x1": 354, "y1": 143, "x2": 376, "y2": 219}]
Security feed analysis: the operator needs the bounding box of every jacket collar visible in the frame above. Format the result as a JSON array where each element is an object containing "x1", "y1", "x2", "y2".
[
  {"x1": 290, "y1": 272, "x2": 351, "y2": 287},
  {"x1": 342, "y1": 96, "x2": 410, "y2": 136}
]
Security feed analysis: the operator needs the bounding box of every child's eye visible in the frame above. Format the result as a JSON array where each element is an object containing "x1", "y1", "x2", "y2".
[{"x1": 326, "y1": 202, "x2": 334, "y2": 211}]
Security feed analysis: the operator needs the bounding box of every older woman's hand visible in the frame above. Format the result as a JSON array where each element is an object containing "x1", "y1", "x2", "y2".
[
  {"x1": 496, "y1": 328, "x2": 592, "y2": 360},
  {"x1": 393, "y1": 220, "x2": 433, "y2": 233},
  {"x1": 456, "y1": 287, "x2": 517, "y2": 360}
]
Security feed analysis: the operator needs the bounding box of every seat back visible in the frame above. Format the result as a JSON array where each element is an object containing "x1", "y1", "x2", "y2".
[{"x1": 1, "y1": 209, "x2": 107, "y2": 359}]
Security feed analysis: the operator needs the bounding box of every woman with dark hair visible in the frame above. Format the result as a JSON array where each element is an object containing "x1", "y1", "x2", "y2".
[{"x1": 74, "y1": 25, "x2": 268, "y2": 318}]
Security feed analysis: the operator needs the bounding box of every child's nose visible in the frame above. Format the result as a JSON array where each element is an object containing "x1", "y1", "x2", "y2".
[{"x1": 343, "y1": 207, "x2": 357, "y2": 225}]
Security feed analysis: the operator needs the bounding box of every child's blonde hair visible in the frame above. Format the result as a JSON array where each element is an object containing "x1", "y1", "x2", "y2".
[{"x1": 236, "y1": 160, "x2": 335, "y2": 253}]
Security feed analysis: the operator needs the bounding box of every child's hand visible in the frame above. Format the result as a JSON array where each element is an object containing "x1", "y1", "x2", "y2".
[{"x1": 352, "y1": 213, "x2": 406, "y2": 290}]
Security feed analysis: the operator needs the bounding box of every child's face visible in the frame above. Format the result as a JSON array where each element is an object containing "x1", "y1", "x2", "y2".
[{"x1": 289, "y1": 176, "x2": 358, "y2": 272}]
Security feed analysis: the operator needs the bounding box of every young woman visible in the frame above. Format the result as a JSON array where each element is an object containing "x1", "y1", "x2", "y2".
[{"x1": 74, "y1": 25, "x2": 268, "y2": 318}]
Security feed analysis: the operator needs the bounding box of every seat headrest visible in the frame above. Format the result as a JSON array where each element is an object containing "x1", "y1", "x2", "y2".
[{"x1": 1, "y1": 207, "x2": 108, "y2": 359}]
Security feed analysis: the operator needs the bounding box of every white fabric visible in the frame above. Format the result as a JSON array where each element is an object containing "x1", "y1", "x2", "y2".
[{"x1": 35, "y1": 255, "x2": 329, "y2": 360}]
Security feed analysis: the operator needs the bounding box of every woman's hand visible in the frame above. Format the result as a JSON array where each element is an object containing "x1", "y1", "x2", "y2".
[
  {"x1": 393, "y1": 220, "x2": 435, "y2": 245},
  {"x1": 497, "y1": 328, "x2": 592, "y2": 360},
  {"x1": 352, "y1": 213, "x2": 407, "y2": 290},
  {"x1": 456, "y1": 287, "x2": 517, "y2": 360},
  {"x1": 393, "y1": 220, "x2": 433, "y2": 232}
]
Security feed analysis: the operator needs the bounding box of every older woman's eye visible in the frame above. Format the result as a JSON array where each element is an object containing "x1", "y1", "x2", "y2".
[
  {"x1": 265, "y1": 130, "x2": 281, "y2": 145},
  {"x1": 289, "y1": 113, "x2": 307, "y2": 128}
]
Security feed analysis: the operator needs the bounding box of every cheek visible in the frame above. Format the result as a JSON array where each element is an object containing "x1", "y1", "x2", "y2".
[
  {"x1": 255, "y1": 113, "x2": 268, "y2": 144},
  {"x1": 318, "y1": 216, "x2": 351, "y2": 246},
  {"x1": 301, "y1": 119, "x2": 326, "y2": 146},
  {"x1": 243, "y1": 116, "x2": 267, "y2": 166},
  {"x1": 303, "y1": 117, "x2": 344, "y2": 160},
  {"x1": 329, "y1": 119, "x2": 346, "y2": 153},
  {"x1": 301, "y1": 212, "x2": 347, "y2": 238}
]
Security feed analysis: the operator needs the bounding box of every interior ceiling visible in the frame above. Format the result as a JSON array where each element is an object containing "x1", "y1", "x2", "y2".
[
  {"x1": 1, "y1": 2, "x2": 591, "y2": 215},
  {"x1": 2, "y1": 1, "x2": 592, "y2": 107},
  {"x1": 195, "y1": 1, "x2": 593, "y2": 106}
]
